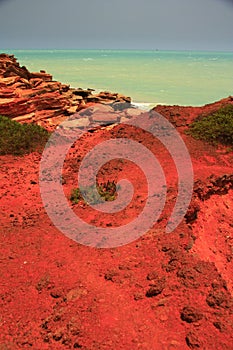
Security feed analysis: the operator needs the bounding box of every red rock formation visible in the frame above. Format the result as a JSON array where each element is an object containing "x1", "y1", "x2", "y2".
[{"x1": 0, "y1": 54, "x2": 131, "y2": 129}]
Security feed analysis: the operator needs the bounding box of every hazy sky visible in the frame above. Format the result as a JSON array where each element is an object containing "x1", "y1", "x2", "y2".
[{"x1": 0, "y1": 0, "x2": 232, "y2": 50}]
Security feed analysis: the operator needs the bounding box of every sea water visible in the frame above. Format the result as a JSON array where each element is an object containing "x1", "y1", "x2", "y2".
[{"x1": 3, "y1": 49, "x2": 232, "y2": 107}]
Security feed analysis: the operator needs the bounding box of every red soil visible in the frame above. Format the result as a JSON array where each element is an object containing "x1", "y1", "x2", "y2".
[{"x1": 1, "y1": 100, "x2": 233, "y2": 349}]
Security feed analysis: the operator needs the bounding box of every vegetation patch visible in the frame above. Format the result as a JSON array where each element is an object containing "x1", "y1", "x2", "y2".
[
  {"x1": 0, "y1": 116, "x2": 50, "y2": 156},
  {"x1": 187, "y1": 104, "x2": 233, "y2": 147},
  {"x1": 70, "y1": 181, "x2": 117, "y2": 205}
]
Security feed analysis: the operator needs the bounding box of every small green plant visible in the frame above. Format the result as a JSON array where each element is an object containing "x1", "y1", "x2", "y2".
[
  {"x1": 70, "y1": 181, "x2": 117, "y2": 205},
  {"x1": 187, "y1": 104, "x2": 233, "y2": 147},
  {"x1": 70, "y1": 188, "x2": 82, "y2": 204},
  {"x1": 0, "y1": 116, "x2": 50, "y2": 155}
]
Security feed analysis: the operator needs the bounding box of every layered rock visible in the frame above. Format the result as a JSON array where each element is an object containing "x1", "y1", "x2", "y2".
[{"x1": 0, "y1": 53, "x2": 131, "y2": 130}]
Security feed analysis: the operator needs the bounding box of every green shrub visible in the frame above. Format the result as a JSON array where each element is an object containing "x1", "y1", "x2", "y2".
[
  {"x1": 70, "y1": 188, "x2": 82, "y2": 204},
  {"x1": 187, "y1": 104, "x2": 233, "y2": 147},
  {"x1": 70, "y1": 181, "x2": 117, "y2": 205},
  {"x1": 0, "y1": 116, "x2": 50, "y2": 155}
]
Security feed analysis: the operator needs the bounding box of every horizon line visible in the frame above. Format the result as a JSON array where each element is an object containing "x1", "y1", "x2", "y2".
[{"x1": 2, "y1": 48, "x2": 233, "y2": 53}]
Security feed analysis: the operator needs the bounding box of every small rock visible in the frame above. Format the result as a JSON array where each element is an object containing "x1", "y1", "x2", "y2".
[
  {"x1": 185, "y1": 331, "x2": 201, "y2": 349},
  {"x1": 181, "y1": 307, "x2": 203, "y2": 323},
  {"x1": 146, "y1": 283, "x2": 165, "y2": 298},
  {"x1": 134, "y1": 292, "x2": 144, "y2": 301},
  {"x1": 213, "y1": 321, "x2": 224, "y2": 332},
  {"x1": 159, "y1": 313, "x2": 168, "y2": 322},
  {"x1": 73, "y1": 88, "x2": 90, "y2": 98},
  {"x1": 147, "y1": 271, "x2": 159, "y2": 281},
  {"x1": 104, "y1": 269, "x2": 119, "y2": 282},
  {"x1": 111, "y1": 102, "x2": 131, "y2": 111},
  {"x1": 66, "y1": 288, "x2": 87, "y2": 302},
  {"x1": 36, "y1": 274, "x2": 51, "y2": 292},
  {"x1": 53, "y1": 328, "x2": 64, "y2": 341},
  {"x1": 50, "y1": 289, "x2": 63, "y2": 299},
  {"x1": 86, "y1": 96, "x2": 101, "y2": 103}
]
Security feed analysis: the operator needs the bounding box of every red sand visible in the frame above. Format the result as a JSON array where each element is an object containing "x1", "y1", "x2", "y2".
[{"x1": 1, "y1": 102, "x2": 233, "y2": 349}]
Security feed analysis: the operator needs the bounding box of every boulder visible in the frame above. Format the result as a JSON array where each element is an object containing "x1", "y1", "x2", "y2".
[
  {"x1": 66, "y1": 106, "x2": 79, "y2": 114},
  {"x1": 86, "y1": 96, "x2": 101, "y2": 103},
  {"x1": 125, "y1": 108, "x2": 144, "y2": 118},
  {"x1": 29, "y1": 71, "x2": 52, "y2": 81},
  {"x1": 116, "y1": 94, "x2": 131, "y2": 103},
  {"x1": 61, "y1": 118, "x2": 90, "y2": 130},
  {"x1": 97, "y1": 91, "x2": 117, "y2": 100},
  {"x1": 73, "y1": 88, "x2": 91, "y2": 98},
  {"x1": 90, "y1": 112, "x2": 120, "y2": 124},
  {"x1": 111, "y1": 101, "x2": 131, "y2": 111},
  {"x1": 79, "y1": 103, "x2": 114, "y2": 116},
  {"x1": 61, "y1": 84, "x2": 70, "y2": 92}
]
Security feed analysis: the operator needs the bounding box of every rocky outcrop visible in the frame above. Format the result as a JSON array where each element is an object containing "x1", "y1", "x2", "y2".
[
  {"x1": 153, "y1": 96, "x2": 233, "y2": 129},
  {"x1": 0, "y1": 53, "x2": 131, "y2": 130},
  {"x1": 185, "y1": 174, "x2": 233, "y2": 224},
  {"x1": 0, "y1": 53, "x2": 52, "y2": 81},
  {"x1": 194, "y1": 174, "x2": 233, "y2": 201}
]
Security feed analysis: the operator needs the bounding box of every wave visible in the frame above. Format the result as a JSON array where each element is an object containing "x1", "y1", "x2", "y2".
[{"x1": 132, "y1": 102, "x2": 165, "y2": 110}]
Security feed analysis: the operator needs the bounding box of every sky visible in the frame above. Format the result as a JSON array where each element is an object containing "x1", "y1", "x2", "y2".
[{"x1": 0, "y1": 0, "x2": 232, "y2": 50}]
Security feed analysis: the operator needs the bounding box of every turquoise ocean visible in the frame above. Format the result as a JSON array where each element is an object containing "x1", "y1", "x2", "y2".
[{"x1": 3, "y1": 49, "x2": 233, "y2": 108}]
